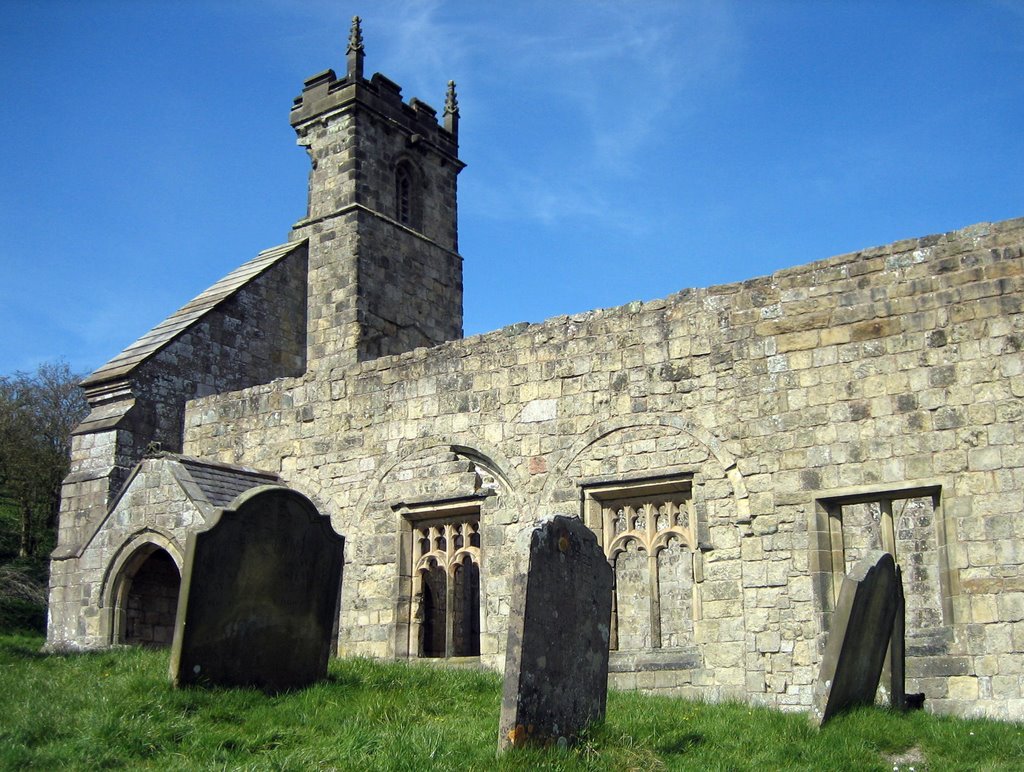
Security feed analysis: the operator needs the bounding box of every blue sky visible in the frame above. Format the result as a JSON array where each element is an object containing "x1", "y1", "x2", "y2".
[{"x1": 2, "y1": 1, "x2": 1022, "y2": 376}]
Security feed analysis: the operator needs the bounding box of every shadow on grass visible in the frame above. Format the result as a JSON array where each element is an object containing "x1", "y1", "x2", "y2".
[
  {"x1": 320, "y1": 670, "x2": 360, "y2": 688},
  {"x1": 656, "y1": 731, "x2": 704, "y2": 755}
]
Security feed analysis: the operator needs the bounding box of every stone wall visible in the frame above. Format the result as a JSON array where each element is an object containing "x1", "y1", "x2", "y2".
[
  {"x1": 123, "y1": 244, "x2": 308, "y2": 455},
  {"x1": 291, "y1": 207, "x2": 462, "y2": 368},
  {"x1": 49, "y1": 245, "x2": 308, "y2": 650},
  {"x1": 55, "y1": 243, "x2": 308, "y2": 556},
  {"x1": 174, "y1": 217, "x2": 1024, "y2": 719}
]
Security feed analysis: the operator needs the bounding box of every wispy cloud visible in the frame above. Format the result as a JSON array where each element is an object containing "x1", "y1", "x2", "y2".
[
  {"x1": 462, "y1": 165, "x2": 642, "y2": 232},
  {"x1": 990, "y1": 0, "x2": 1024, "y2": 21},
  {"x1": 256, "y1": 1, "x2": 744, "y2": 230},
  {"x1": 448, "y1": 2, "x2": 744, "y2": 228},
  {"x1": 363, "y1": 0, "x2": 470, "y2": 108}
]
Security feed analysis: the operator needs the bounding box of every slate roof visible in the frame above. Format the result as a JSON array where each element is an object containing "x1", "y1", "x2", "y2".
[
  {"x1": 176, "y1": 456, "x2": 281, "y2": 509},
  {"x1": 81, "y1": 241, "x2": 304, "y2": 387}
]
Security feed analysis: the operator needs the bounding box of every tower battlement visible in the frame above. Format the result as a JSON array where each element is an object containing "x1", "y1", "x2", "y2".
[
  {"x1": 291, "y1": 69, "x2": 460, "y2": 157},
  {"x1": 290, "y1": 16, "x2": 460, "y2": 156}
]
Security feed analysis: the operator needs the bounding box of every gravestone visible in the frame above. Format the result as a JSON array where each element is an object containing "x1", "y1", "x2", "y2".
[
  {"x1": 169, "y1": 485, "x2": 345, "y2": 693},
  {"x1": 498, "y1": 515, "x2": 613, "y2": 751},
  {"x1": 810, "y1": 550, "x2": 902, "y2": 726}
]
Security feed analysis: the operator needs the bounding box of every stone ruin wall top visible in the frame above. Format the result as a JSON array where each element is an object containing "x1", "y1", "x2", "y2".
[{"x1": 185, "y1": 214, "x2": 1024, "y2": 460}]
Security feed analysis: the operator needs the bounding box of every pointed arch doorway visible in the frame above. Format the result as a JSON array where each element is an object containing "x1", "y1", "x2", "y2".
[{"x1": 111, "y1": 544, "x2": 181, "y2": 648}]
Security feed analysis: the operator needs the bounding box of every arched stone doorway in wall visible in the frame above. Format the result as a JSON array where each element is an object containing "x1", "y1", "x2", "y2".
[{"x1": 112, "y1": 545, "x2": 181, "y2": 648}]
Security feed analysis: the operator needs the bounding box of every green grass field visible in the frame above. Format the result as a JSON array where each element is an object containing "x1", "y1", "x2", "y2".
[{"x1": 1, "y1": 633, "x2": 1021, "y2": 770}]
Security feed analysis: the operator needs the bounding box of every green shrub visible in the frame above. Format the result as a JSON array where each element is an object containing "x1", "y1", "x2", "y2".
[{"x1": 0, "y1": 559, "x2": 48, "y2": 633}]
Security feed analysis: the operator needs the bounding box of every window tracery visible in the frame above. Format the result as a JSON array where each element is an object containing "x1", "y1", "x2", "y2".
[
  {"x1": 583, "y1": 477, "x2": 702, "y2": 651},
  {"x1": 403, "y1": 502, "x2": 481, "y2": 658}
]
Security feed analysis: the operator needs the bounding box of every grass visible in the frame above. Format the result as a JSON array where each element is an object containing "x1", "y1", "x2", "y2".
[{"x1": 1, "y1": 634, "x2": 1022, "y2": 770}]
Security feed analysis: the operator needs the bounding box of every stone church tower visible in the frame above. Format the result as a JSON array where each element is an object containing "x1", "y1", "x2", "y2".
[{"x1": 290, "y1": 16, "x2": 464, "y2": 368}]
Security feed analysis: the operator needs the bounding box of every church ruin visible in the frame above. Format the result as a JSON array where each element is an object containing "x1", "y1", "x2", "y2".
[{"x1": 48, "y1": 20, "x2": 1024, "y2": 721}]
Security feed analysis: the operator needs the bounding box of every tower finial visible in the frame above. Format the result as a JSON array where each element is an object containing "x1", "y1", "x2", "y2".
[
  {"x1": 347, "y1": 16, "x2": 364, "y2": 54},
  {"x1": 346, "y1": 16, "x2": 365, "y2": 80},
  {"x1": 444, "y1": 80, "x2": 460, "y2": 140},
  {"x1": 444, "y1": 81, "x2": 459, "y2": 117}
]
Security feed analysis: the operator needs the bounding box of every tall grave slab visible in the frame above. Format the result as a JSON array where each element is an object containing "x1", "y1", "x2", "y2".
[
  {"x1": 878, "y1": 564, "x2": 906, "y2": 711},
  {"x1": 170, "y1": 486, "x2": 345, "y2": 693},
  {"x1": 499, "y1": 515, "x2": 613, "y2": 751},
  {"x1": 810, "y1": 550, "x2": 902, "y2": 726}
]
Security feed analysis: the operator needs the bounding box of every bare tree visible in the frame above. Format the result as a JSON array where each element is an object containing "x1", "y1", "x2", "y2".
[{"x1": 0, "y1": 362, "x2": 88, "y2": 558}]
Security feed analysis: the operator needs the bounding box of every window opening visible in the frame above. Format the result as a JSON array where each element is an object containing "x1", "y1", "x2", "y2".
[
  {"x1": 583, "y1": 477, "x2": 700, "y2": 651},
  {"x1": 396, "y1": 163, "x2": 413, "y2": 226},
  {"x1": 404, "y1": 502, "x2": 481, "y2": 658},
  {"x1": 815, "y1": 484, "x2": 955, "y2": 690}
]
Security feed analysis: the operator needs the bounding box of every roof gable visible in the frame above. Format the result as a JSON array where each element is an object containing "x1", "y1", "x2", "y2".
[
  {"x1": 53, "y1": 453, "x2": 281, "y2": 560},
  {"x1": 82, "y1": 241, "x2": 305, "y2": 387}
]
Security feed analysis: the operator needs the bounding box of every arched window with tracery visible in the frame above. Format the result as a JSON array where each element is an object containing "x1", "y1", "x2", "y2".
[
  {"x1": 403, "y1": 500, "x2": 481, "y2": 659},
  {"x1": 395, "y1": 162, "x2": 414, "y2": 226},
  {"x1": 583, "y1": 477, "x2": 703, "y2": 651}
]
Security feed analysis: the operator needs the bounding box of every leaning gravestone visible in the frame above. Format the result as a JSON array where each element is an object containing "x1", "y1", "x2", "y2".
[
  {"x1": 810, "y1": 550, "x2": 902, "y2": 726},
  {"x1": 498, "y1": 515, "x2": 613, "y2": 751},
  {"x1": 889, "y1": 565, "x2": 906, "y2": 710},
  {"x1": 169, "y1": 486, "x2": 345, "y2": 693},
  {"x1": 877, "y1": 564, "x2": 906, "y2": 711}
]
